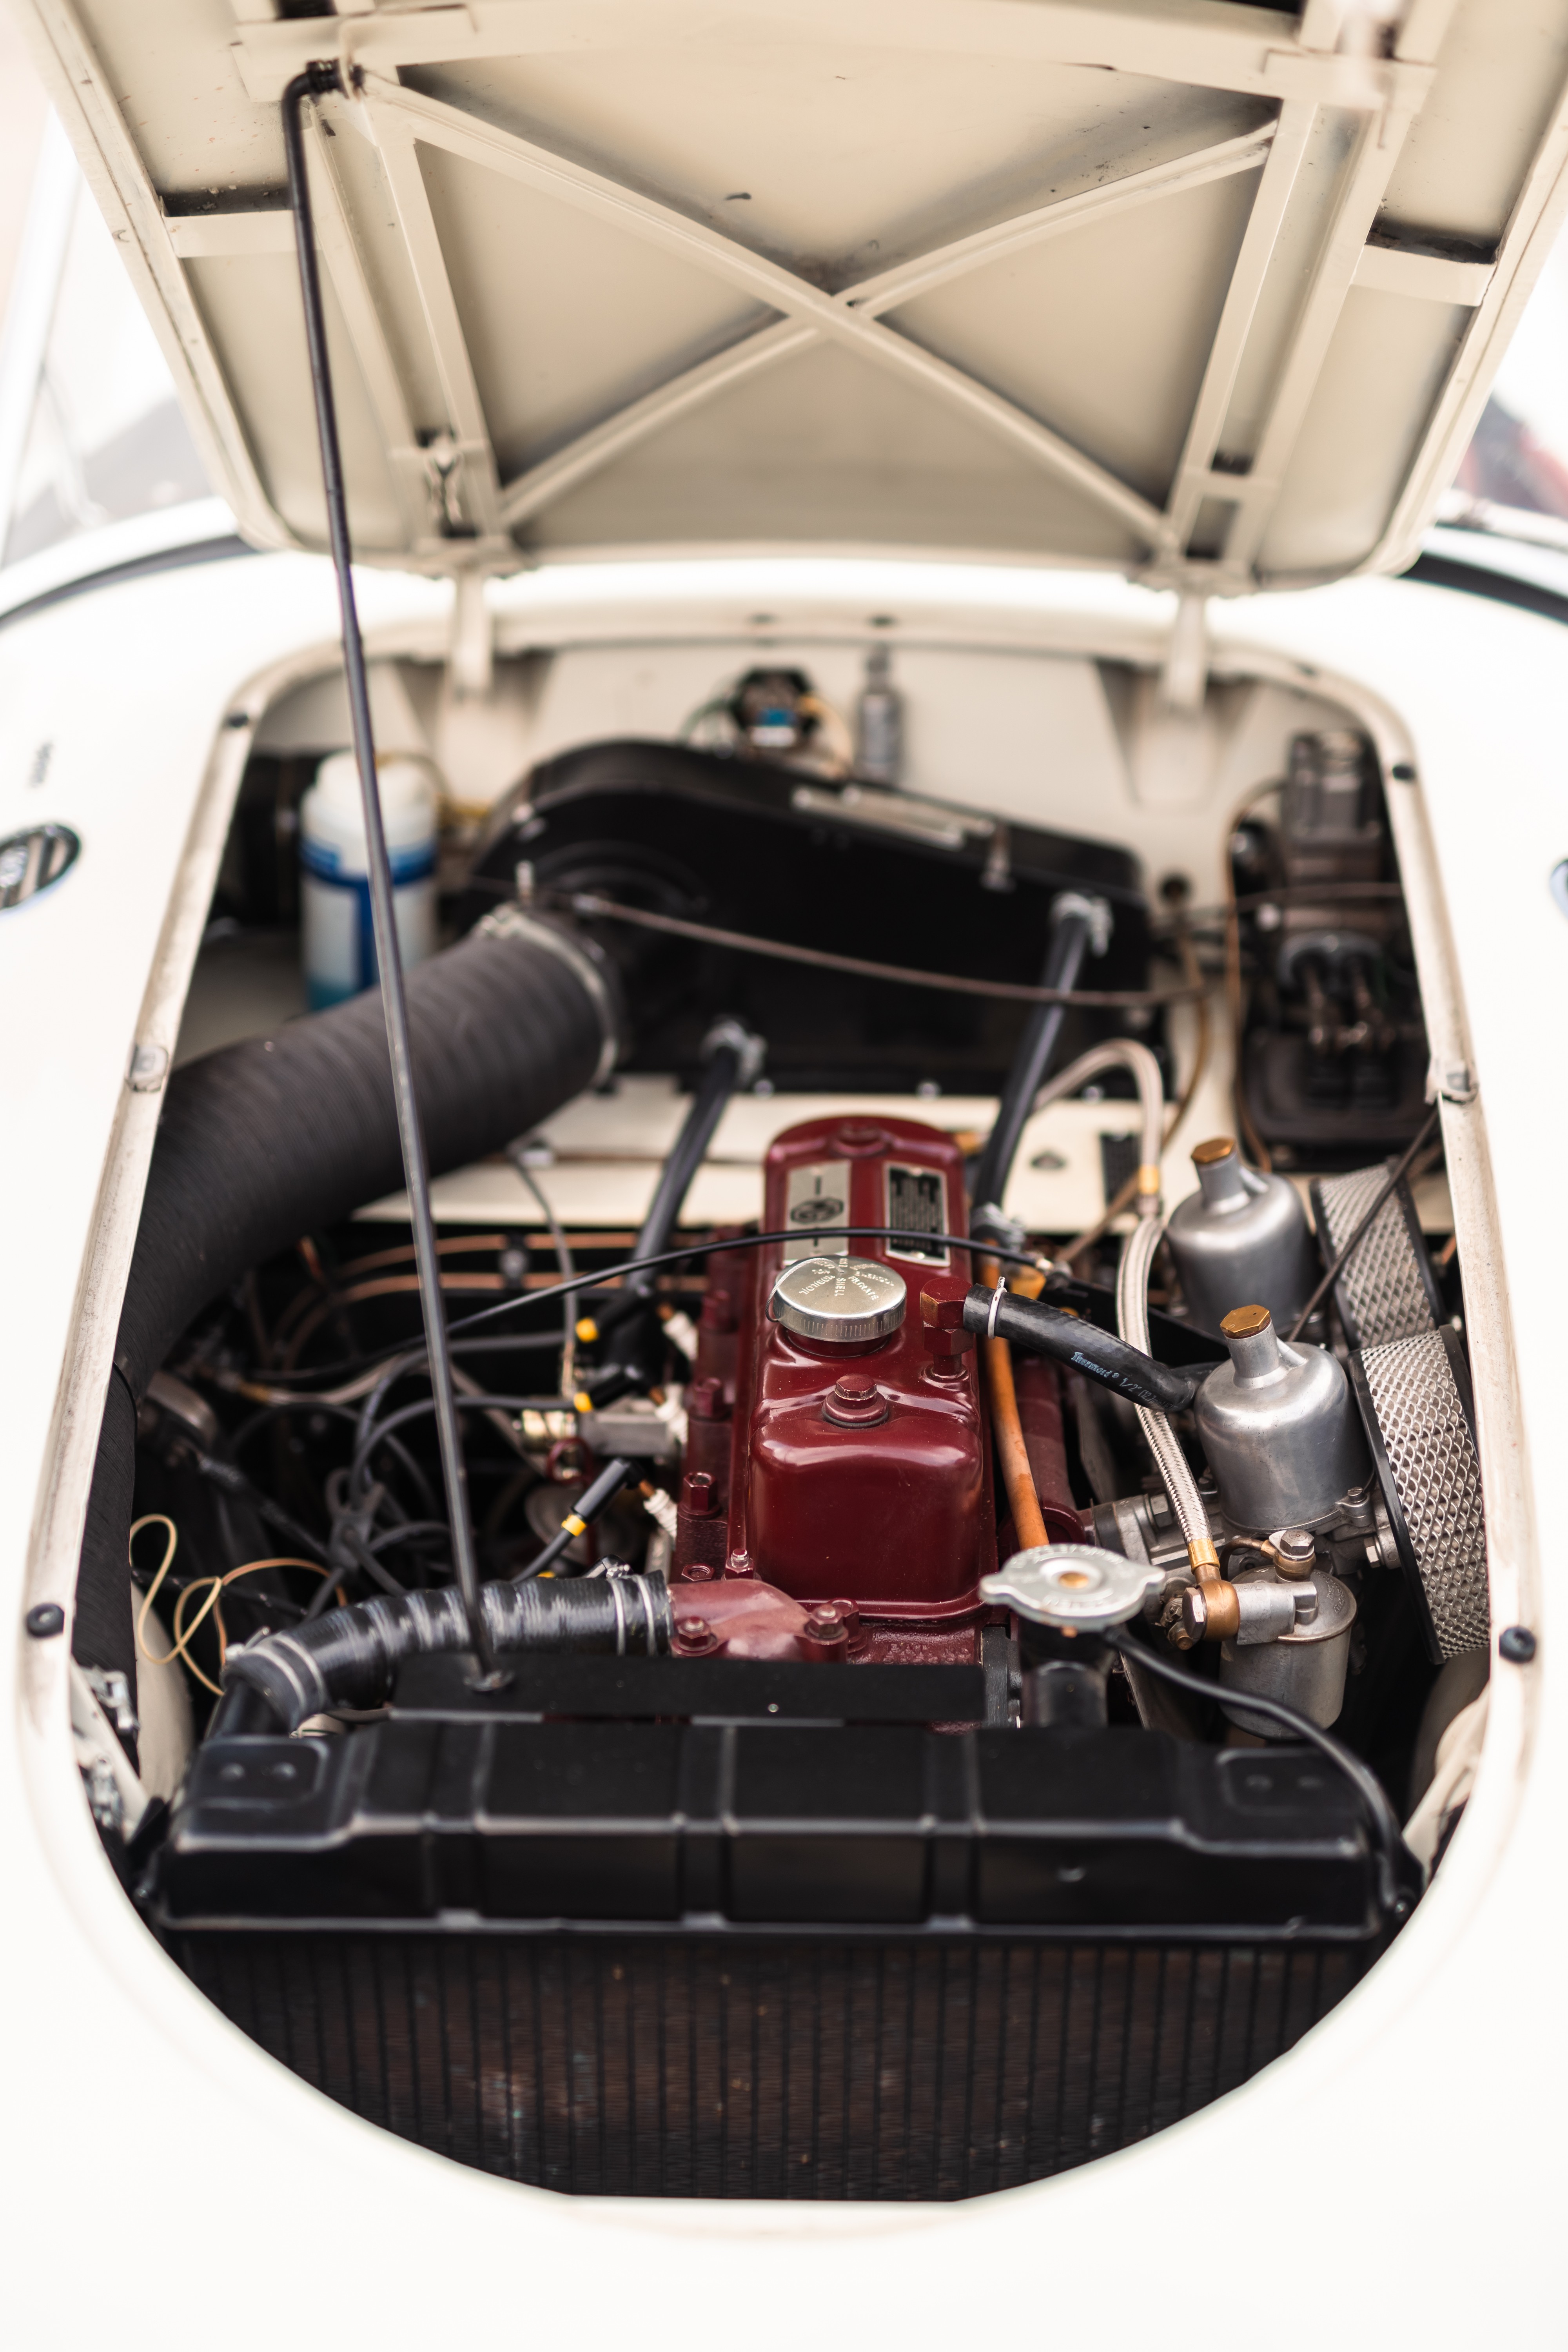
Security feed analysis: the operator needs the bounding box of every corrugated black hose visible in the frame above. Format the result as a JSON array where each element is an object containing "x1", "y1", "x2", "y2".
[
  {"x1": 221, "y1": 1572, "x2": 673, "y2": 1736},
  {"x1": 76, "y1": 911, "x2": 619, "y2": 1698}
]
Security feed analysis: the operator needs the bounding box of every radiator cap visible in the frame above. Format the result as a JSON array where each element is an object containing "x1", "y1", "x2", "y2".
[{"x1": 983, "y1": 1544, "x2": 1161, "y2": 1633}]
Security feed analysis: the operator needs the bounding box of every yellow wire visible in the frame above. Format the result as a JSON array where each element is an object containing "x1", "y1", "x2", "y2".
[{"x1": 131, "y1": 1517, "x2": 330, "y2": 1699}]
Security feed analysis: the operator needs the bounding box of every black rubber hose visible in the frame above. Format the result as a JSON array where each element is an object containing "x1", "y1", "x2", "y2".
[
  {"x1": 76, "y1": 915, "x2": 619, "y2": 1686},
  {"x1": 961, "y1": 1285, "x2": 1204, "y2": 1414},
  {"x1": 627, "y1": 1025, "x2": 760, "y2": 1297},
  {"x1": 222, "y1": 1572, "x2": 673, "y2": 1734},
  {"x1": 968, "y1": 897, "x2": 1097, "y2": 1220},
  {"x1": 583, "y1": 1022, "x2": 760, "y2": 1389}
]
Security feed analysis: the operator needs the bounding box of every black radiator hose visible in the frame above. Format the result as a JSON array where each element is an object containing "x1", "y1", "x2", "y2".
[
  {"x1": 75, "y1": 910, "x2": 620, "y2": 1689},
  {"x1": 961, "y1": 1285, "x2": 1205, "y2": 1414},
  {"x1": 221, "y1": 1572, "x2": 673, "y2": 1735}
]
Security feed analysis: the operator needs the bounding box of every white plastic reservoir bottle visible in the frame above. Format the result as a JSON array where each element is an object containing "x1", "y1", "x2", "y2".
[{"x1": 299, "y1": 751, "x2": 437, "y2": 1009}]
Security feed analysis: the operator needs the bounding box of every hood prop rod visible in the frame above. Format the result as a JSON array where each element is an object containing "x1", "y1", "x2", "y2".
[{"x1": 281, "y1": 63, "x2": 501, "y2": 1684}]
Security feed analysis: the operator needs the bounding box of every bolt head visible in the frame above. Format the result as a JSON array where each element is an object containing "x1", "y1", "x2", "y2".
[
  {"x1": 25, "y1": 1603, "x2": 65, "y2": 1640},
  {"x1": 688, "y1": 1376, "x2": 728, "y2": 1421},
  {"x1": 1500, "y1": 1624, "x2": 1537, "y2": 1665},
  {"x1": 681, "y1": 1469, "x2": 716, "y2": 1515}
]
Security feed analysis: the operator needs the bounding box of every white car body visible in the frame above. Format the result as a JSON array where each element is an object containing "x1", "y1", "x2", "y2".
[{"x1": 3, "y1": 3, "x2": 1566, "y2": 2340}]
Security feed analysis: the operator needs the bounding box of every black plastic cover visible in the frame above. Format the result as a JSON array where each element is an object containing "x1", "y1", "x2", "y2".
[
  {"x1": 155, "y1": 1655, "x2": 1380, "y2": 1939},
  {"x1": 461, "y1": 740, "x2": 1152, "y2": 1092}
]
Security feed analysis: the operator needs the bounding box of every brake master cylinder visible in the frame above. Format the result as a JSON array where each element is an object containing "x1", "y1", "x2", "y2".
[
  {"x1": 1194, "y1": 1304, "x2": 1368, "y2": 1532},
  {"x1": 1165, "y1": 1137, "x2": 1316, "y2": 1332}
]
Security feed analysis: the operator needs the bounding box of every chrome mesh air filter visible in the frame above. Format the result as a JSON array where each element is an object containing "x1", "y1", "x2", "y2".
[
  {"x1": 1350, "y1": 1330, "x2": 1488, "y2": 1662},
  {"x1": 1309, "y1": 1167, "x2": 1444, "y2": 1350}
]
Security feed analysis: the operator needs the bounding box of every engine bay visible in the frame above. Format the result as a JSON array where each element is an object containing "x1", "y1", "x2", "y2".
[{"x1": 74, "y1": 641, "x2": 1487, "y2": 2202}]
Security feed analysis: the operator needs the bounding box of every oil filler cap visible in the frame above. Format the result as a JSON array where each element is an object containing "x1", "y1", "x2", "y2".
[{"x1": 769, "y1": 1255, "x2": 907, "y2": 1345}]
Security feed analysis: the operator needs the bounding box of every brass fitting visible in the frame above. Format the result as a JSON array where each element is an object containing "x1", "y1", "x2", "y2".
[
  {"x1": 1181, "y1": 1578, "x2": 1240, "y2": 1644},
  {"x1": 1182, "y1": 1535, "x2": 1238, "y2": 1641},
  {"x1": 1187, "y1": 1534, "x2": 1221, "y2": 1579}
]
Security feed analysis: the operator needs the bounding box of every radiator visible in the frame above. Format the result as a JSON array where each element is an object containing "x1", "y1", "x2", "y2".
[{"x1": 176, "y1": 1929, "x2": 1367, "y2": 2199}]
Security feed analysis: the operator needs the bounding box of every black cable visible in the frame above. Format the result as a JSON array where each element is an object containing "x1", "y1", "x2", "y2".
[
  {"x1": 1114, "y1": 1630, "x2": 1419, "y2": 1918},
  {"x1": 190, "y1": 1450, "x2": 328, "y2": 1563},
  {"x1": 444, "y1": 1224, "x2": 1032, "y2": 1341},
  {"x1": 516, "y1": 1455, "x2": 637, "y2": 1581},
  {"x1": 560, "y1": 889, "x2": 1188, "y2": 1009},
  {"x1": 507, "y1": 1146, "x2": 578, "y2": 1391},
  {"x1": 231, "y1": 1392, "x2": 436, "y2": 1509},
  {"x1": 221, "y1": 1224, "x2": 1043, "y2": 1390},
  {"x1": 367, "y1": 1520, "x2": 451, "y2": 1553},
  {"x1": 1286, "y1": 1104, "x2": 1442, "y2": 1340},
  {"x1": 282, "y1": 64, "x2": 496, "y2": 1679},
  {"x1": 352, "y1": 1393, "x2": 562, "y2": 1490}
]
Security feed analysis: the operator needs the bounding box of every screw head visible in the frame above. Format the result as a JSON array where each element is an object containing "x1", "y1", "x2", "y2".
[
  {"x1": 25, "y1": 1603, "x2": 65, "y2": 1640},
  {"x1": 1500, "y1": 1624, "x2": 1537, "y2": 1664}
]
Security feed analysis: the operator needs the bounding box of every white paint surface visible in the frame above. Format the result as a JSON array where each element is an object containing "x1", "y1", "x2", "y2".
[{"x1": 0, "y1": 543, "x2": 1562, "y2": 2346}]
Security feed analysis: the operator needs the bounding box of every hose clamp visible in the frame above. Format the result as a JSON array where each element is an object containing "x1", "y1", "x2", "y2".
[
  {"x1": 1049, "y1": 891, "x2": 1113, "y2": 957},
  {"x1": 987, "y1": 1279, "x2": 1007, "y2": 1340},
  {"x1": 701, "y1": 1015, "x2": 767, "y2": 1090},
  {"x1": 477, "y1": 905, "x2": 621, "y2": 1083}
]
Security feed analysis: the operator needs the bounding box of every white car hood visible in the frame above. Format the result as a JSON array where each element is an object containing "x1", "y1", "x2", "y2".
[{"x1": 17, "y1": 0, "x2": 1568, "y2": 590}]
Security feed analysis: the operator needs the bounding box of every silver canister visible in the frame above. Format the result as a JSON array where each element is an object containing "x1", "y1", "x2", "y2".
[
  {"x1": 1220, "y1": 1567, "x2": 1357, "y2": 1734},
  {"x1": 1165, "y1": 1138, "x2": 1318, "y2": 1332},
  {"x1": 1194, "y1": 1305, "x2": 1369, "y2": 1533}
]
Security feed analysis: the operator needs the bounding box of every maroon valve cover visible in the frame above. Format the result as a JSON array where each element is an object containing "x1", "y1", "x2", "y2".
[{"x1": 722, "y1": 1116, "x2": 993, "y2": 1615}]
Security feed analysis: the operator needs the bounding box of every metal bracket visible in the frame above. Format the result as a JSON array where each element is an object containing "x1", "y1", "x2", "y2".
[{"x1": 1426, "y1": 1054, "x2": 1477, "y2": 1105}]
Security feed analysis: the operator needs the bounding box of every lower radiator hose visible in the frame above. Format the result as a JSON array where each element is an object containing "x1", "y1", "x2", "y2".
[
  {"x1": 223, "y1": 1573, "x2": 673, "y2": 1734},
  {"x1": 76, "y1": 909, "x2": 621, "y2": 1693}
]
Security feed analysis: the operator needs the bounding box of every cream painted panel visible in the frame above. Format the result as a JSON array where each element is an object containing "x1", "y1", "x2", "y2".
[
  {"x1": 1379, "y1": 0, "x2": 1568, "y2": 241},
  {"x1": 1258, "y1": 287, "x2": 1467, "y2": 578},
  {"x1": 416, "y1": 141, "x2": 771, "y2": 479},
  {"x1": 525, "y1": 337, "x2": 1145, "y2": 559},
  {"x1": 410, "y1": 47, "x2": 1249, "y2": 289},
  {"x1": 891, "y1": 166, "x2": 1258, "y2": 505}
]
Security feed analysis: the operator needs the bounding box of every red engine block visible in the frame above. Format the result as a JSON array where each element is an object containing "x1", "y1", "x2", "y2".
[{"x1": 669, "y1": 1114, "x2": 1081, "y2": 1667}]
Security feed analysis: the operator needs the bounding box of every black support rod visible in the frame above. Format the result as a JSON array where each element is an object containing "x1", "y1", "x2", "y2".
[{"x1": 282, "y1": 65, "x2": 498, "y2": 1679}]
